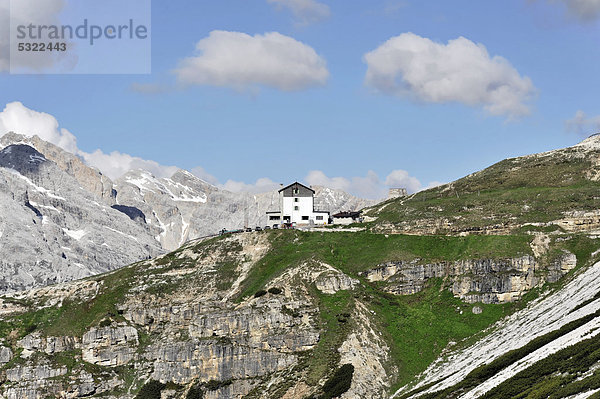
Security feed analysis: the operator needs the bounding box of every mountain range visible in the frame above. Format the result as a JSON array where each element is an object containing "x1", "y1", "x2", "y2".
[
  {"x1": 1, "y1": 134, "x2": 600, "y2": 398},
  {"x1": 0, "y1": 132, "x2": 373, "y2": 293}
]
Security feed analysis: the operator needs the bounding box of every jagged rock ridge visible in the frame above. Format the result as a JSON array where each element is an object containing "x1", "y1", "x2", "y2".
[{"x1": 0, "y1": 132, "x2": 373, "y2": 293}]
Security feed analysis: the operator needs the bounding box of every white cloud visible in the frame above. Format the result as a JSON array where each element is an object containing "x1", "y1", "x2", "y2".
[
  {"x1": 173, "y1": 30, "x2": 329, "y2": 92},
  {"x1": 0, "y1": 0, "x2": 67, "y2": 72},
  {"x1": 267, "y1": 0, "x2": 330, "y2": 25},
  {"x1": 305, "y1": 169, "x2": 426, "y2": 199},
  {"x1": 81, "y1": 150, "x2": 178, "y2": 180},
  {"x1": 0, "y1": 102, "x2": 439, "y2": 200},
  {"x1": 190, "y1": 166, "x2": 220, "y2": 185},
  {"x1": 566, "y1": 110, "x2": 600, "y2": 136},
  {"x1": 384, "y1": 169, "x2": 423, "y2": 193},
  {"x1": 0, "y1": 101, "x2": 78, "y2": 152},
  {"x1": 0, "y1": 101, "x2": 176, "y2": 180},
  {"x1": 203, "y1": 170, "x2": 428, "y2": 199},
  {"x1": 219, "y1": 177, "x2": 281, "y2": 194},
  {"x1": 364, "y1": 33, "x2": 536, "y2": 119}
]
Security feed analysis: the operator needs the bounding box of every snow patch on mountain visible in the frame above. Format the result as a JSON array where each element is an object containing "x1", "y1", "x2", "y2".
[{"x1": 62, "y1": 228, "x2": 87, "y2": 241}]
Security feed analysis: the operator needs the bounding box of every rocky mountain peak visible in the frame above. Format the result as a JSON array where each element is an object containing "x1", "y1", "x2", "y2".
[
  {"x1": 170, "y1": 169, "x2": 218, "y2": 194},
  {"x1": 574, "y1": 132, "x2": 600, "y2": 151},
  {"x1": 0, "y1": 133, "x2": 373, "y2": 293},
  {"x1": 0, "y1": 144, "x2": 48, "y2": 176},
  {"x1": 0, "y1": 132, "x2": 116, "y2": 204}
]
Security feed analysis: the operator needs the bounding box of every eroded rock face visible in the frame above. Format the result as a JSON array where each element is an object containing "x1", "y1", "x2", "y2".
[
  {"x1": 18, "y1": 332, "x2": 77, "y2": 356},
  {"x1": 82, "y1": 325, "x2": 139, "y2": 366},
  {"x1": 0, "y1": 235, "x2": 368, "y2": 399},
  {"x1": 150, "y1": 342, "x2": 297, "y2": 384},
  {"x1": 0, "y1": 135, "x2": 163, "y2": 294},
  {"x1": 315, "y1": 272, "x2": 359, "y2": 295},
  {"x1": 0, "y1": 345, "x2": 13, "y2": 364},
  {"x1": 338, "y1": 302, "x2": 393, "y2": 399},
  {"x1": 0, "y1": 133, "x2": 116, "y2": 203},
  {"x1": 6, "y1": 364, "x2": 68, "y2": 382},
  {"x1": 361, "y1": 253, "x2": 577, "y2": 304}
]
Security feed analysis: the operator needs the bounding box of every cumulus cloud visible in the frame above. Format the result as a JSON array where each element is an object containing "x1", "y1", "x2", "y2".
[
  {"x1": 81, "y1": 150, "x2": 178, "y2": 180},
  {"x1": 219, "y1": 177, "x2": 282, "y2": 194},
  {"x1": 190, "y1": 166, "x2": 220, "y2": 185},
  {"x1": 0, "y1": 101, "x2": 177, "y2": 180},
  {"x1": 0, "y1": 102, "x2": 438, "y2": 200},
  {"x1": 173, "y1": 30, "x2": 329, "y2": 92},
  {"x1": 0, "y1": 101, "x2": 78, "y2": 152},
  {"x1": 566, "y1": 110, "x2": 600, "y2": 136},
  {"x1": 267, "y1": 0, "x2": 330, "y2": 25},
  {"x1": 191, "y1": 168, "x2": 430, "y2": 199},
  {"x1": 384, "y1": 169, "x2": 423, "y2": 192},
  {"x1": 305, "y1": 169, "x2": 427, "y2": 199},
  {"x1": 0, "y1": 0, "x2": 68, "y2": 72},
  {"x1": 364, "y1": 33, "x2": 536, "y2": 119}
]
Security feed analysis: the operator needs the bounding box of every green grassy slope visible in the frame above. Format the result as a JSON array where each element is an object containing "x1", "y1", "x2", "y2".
[
  {"x1": 1, "y1": 229, "x2": 595, "y2": 397},
  {"x1": 367, "y1": 138, "x2": 600, "y2": 234}
]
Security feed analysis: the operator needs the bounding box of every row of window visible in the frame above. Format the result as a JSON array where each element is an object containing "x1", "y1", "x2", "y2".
[{"x1": 269, "y1": 215, "x2": 324, "y2": 221}]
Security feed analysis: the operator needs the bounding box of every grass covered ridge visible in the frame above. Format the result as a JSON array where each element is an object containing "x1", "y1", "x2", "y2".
[
  {"x1": 367, "y1": 145, "x2": 600, "y2": 233},
  {"x1": 237, "y1": 230, "x2": 533, "y2": 301}
]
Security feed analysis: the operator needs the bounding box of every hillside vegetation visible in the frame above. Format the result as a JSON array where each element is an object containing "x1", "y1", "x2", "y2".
[
  {"x1": 0, "y1": 228, "x2": 598, "y2": 398},
  {"x1": 2, "y1": 137, "x2": 600, "y2": 398},
  {"x1": 366, "y1": 136, "x2": 600, "y2": 235}
]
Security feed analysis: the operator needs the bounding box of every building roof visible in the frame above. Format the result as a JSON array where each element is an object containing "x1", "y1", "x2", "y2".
[
  {"x1": 332, "y1": 211, "x2": 362, "y2": 218},
  {"x1": 278, "y1": 181, "x2": 314, "y2": 194}
]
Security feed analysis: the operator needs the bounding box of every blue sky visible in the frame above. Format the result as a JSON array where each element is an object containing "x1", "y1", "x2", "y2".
[{"x1": 1, "y1": 0, "x2": 599, "y2": 198}]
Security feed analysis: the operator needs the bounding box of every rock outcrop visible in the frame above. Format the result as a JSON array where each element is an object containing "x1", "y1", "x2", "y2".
[
  {"x1": 0, "y1": 233, "x2": 372, "y2": 398},
  {"x1": 0, "y1": 142, "x2": 163, "y2": 293},
  {"x1": 361, "y1": 252, "x2": 577, "y2": 304}
]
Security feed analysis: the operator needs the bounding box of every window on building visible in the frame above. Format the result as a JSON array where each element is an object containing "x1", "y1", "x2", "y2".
[
  {"x1": 294, "y1": 198, "x2": 299, "y2": 202},
  {"x1": 269, "y1": 216, "x2": 281, "y2": 220},
  {"x1": 316, "y1": 216, "x2": 323, "y2": 220},
  {"x1": 302, "y1": 216, "x2": 309, "y2": 221},
  {"x1": 294, "y1": 206, "x2": 299, "y2": 211},
  {"x1": 293, "y1": 188, "x2": 299, "y2": 195}
]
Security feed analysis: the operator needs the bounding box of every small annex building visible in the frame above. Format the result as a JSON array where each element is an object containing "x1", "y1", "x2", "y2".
[
  {"x1": 266, "y1": 182, "x2": 330, "y2": 226},
  {"x1": 332, "y1": 211, "x2": 362, "y2": 225}
]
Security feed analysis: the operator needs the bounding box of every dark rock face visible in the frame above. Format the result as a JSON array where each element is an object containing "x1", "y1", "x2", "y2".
[
  {"x1": 0, "y1": 145, "x2": 48, "y2": 176},
  {"x1": 111, "y1": 205, "x2": 147, "y2": 223}
]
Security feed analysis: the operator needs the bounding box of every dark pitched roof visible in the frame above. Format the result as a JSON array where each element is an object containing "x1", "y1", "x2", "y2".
[
  {"x1": 278, "y1": 181, "x2": 314, "y2": 193},
  {"x1": 333, "y1": 211, "x2": 362, "y2": 218}
]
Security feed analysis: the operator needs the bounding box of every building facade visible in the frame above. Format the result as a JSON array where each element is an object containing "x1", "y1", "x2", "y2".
[
  {"x1": 332, "y1": 211, "x2": 362, "y2": 225},
  {"x1": 266, "y1": 182, "x2": 330, "y2": 226}
]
